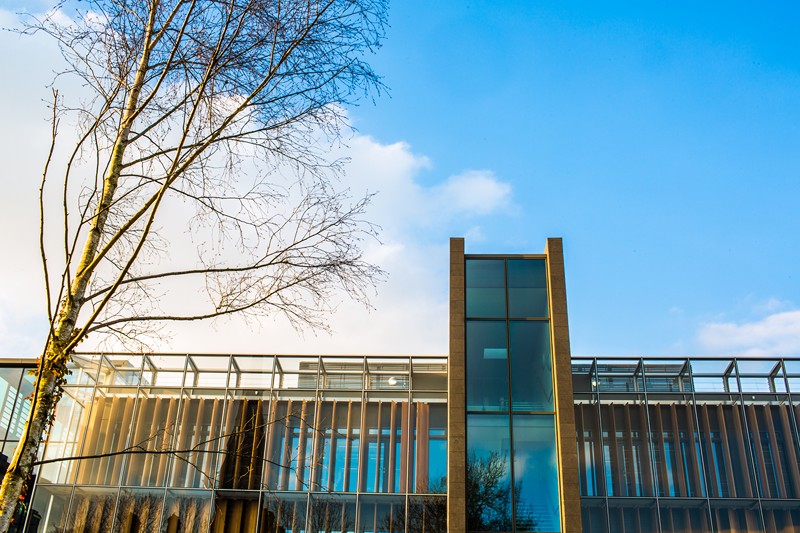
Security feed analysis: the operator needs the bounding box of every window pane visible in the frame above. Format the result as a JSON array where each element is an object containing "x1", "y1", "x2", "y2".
[
  {"x1": 467, "y1": 321, "x2": 509, "y2": 412},
  {"x1": 466, "y1": 260, "x2": 506, "y2": 318},
  {"x1": 512, "y1": 415, "x2": 560, "y2": 532},
  {"x1": 507, "y1": 259, "x2": 548, "y2": 318},
  {"x1": 428, "y1": 404, "x2": 448, "y2": 493},
  {"x1": 467, "y1": 414, "x2": 512, "y2": 532},
  {"x1": 407, "y1": 496, "x2": 447, "y2": 533},
  {"x1": 65, "y1": 486, "x2": 119, "y2": 533},
  {"x1": 357, "y1": 494, "x2": 405, "y2": 533},
  {"x1": 309, "y1": 494, "x2": 356, "y2": 533},
  {"x1": 510, "y1": 321, "x2": 554, "y2": 412},
  {"x1": 114, "y1": 488, "x2": 166, "y2": 532},
  {"x1": 262, "y1": 493, "x2": 307, "y2": 533}
]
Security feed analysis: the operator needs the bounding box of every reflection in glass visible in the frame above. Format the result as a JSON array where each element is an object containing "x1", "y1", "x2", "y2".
[
  {"x1": 217, "y1": 399, "x2": 269, "y2": 490},
  {"x1": 29, "y1": 484, "x2": 71, "y2": 533},
  {"x1": 65, "y1": 486, "x2": 119, "y2": 533},
  {"x1": 467, "y1": 414, "x2": 512, "y2": 531},
  {"x1": 161, "y1": 489, "x2": 213, "y2": 532},
  {"x1": 467, "y1": 321, "x2": 509, "y2": 411},
  {"x1": 512, "y1": 415, "x2": 560, "y2": 532},
  {"x1": 262, "y1": 493, "x2": 306, "y2": 533},
  {"x1": 114, "y1": 488, "x2": 165, "y2": 532},
  {"x1": 309, "y1": 494, "x2": 356, "y2": 533},
  {"x1": 510, "y1": 321, "x2": 553, "y2": 412},
  {"x1": 466, "y1": 260, "x2": 506, "y2": 318},
  {"x1": 507, "y1": 259, "x2": 548, "y2": 318},
  {"x1": 211, "y1": 490, "x2": 260, "y2": 532},
  {"x1": 405, "y1": 496, "x2": 447, "y2": 533},
  {"x1": 358, "y1": 494, "x2": 405, "y2": 533}
]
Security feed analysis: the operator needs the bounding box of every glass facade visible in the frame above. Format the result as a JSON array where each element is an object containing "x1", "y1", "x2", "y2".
[
  {"x1": 465, "y1": 257, "x2": 561, "y2": 533},
  {"x1": 22, "y1": 354, "x2": 447, "y2": 533},
  {"x1": 5, "y1": 353, "x2": 800, "y2": 533},
  {"x1": 573, "y1": 357, "x2": 800, "y2": 533}
]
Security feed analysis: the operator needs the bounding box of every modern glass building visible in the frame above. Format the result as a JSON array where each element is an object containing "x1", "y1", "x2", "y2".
[{"x1": 2, "y1": 237, "x2": 800, "y2": 533}]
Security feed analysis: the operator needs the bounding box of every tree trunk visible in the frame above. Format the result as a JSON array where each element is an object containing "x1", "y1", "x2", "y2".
[{"x1": 0, "y1": 342, "x2": 65, "y2": 532}]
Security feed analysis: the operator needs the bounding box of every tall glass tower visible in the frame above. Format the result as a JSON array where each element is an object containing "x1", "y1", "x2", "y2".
[{"x1": 448, "y1": 238, "x2": 582, "y2": 533}]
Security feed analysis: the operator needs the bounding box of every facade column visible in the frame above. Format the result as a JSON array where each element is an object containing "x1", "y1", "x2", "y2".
[
  {"x1": 546, "y1": 237, "x2": 583, "y2": 533},
  {"x1": 448, "y1": 237, "x2": 467, "y2": 532}
]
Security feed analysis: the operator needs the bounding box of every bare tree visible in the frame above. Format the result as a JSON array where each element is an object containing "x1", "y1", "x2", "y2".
[{"x1": 0, "y1": 0, "x2": 387, "y2": 528}]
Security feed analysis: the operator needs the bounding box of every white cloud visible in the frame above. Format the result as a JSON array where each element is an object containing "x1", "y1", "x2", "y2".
[
  {"x1": 697, "y1": 310, "x2": 800, "y2": 356},
  {"x1": 753, "y1": 297, "x2": 791, "y2": 314},
  {"x1": 431, "y1": 170, "x2": 512, "y2": 216},
  {"x1": 340, "y1": 137, "x2": 513, "y2": 232}
]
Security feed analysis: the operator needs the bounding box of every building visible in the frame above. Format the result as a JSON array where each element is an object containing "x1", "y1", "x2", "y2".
[{"x1": 1, "y1": 238, "x2": 800, "y2": 533}]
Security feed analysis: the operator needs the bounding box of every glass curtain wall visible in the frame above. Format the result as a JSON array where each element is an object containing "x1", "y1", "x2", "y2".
[
  {"x1": 465, "y1": 258, "x2": 561, "y2": 533},
  {"x1": 573, "y1": 357, "x2": 800, "y2": 533},
  {"x1": 23, "y1": 354, "x2": 448, "y2": 533}
]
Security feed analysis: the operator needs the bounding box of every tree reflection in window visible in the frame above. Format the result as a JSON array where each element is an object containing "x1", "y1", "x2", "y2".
[{"x1": 466, "y1": 451, "x2": 541, "y2": 532}]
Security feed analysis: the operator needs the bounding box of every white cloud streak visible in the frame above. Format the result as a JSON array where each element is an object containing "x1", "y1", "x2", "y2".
[
  {"x1": 431, "y1": 171, "x2": 512, "y2": 216},
  {"x1": 697, "y1": 310, "x2": 800, "y2": 357}
]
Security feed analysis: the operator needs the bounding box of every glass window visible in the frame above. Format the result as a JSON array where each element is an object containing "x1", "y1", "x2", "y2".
[
  {"x1": 428, "y1": 404, "x2": 448, "y2": 493},
  {"x1": 172, "y1": 396, "x2": 227, "y2": 489},
  {"x1": 507, "y1": 259, "x2": 548, "y2": 318},
  {"x1": 65, "y1": 486, "x2": 120, "y2": 532},
  {"x1": 333, "y1": 437, "x2": 348, "y2": 492},
  {"x1": 210, "y1": 490, "x2": 260, "y2": 531},
  {"x1": 512, "y1": 415, "x2": 560, "y2": 532},
  {"x1": 407, "y1": 496, "x2": 447, "y2": 533},
  {"x1": 262, "y1": 492, "x2": 307, "y2": 533},
  {"x1": 216, "y1": 398, "x2": 271, "y2": 490},
  {"x1": 75, "y1": 390, "x2": 139, "y2": 487},
  {"x1": 0, "y1": 367, "x2": 22, "y2": 441},
  {"x1": 114, "y1": 488, "x2": 166, "y2": 531},
  {"x1": 467, "y1": 414, "x2": 512, "y2": 532},
  {"x1": 510, "y1": 321, "x2": 554, "y2": 412},
  {"x1": 358, "y1": 494, "x2": 405, "y2": 533},
  {"x1": 349, "y1": 435, "x2": 360, "y2": 492},
  {"x1": 466, "y1": 260, "x2": 506, "y2": 318},
  {"x1": 467, "y1": 321, "x2": 509, "y2": 412},
  {"x1": 39, "y1": 389, "x2": 87, "y2": 485},
  {"x1": 309, "y1": 494, "x2": 356, "y2": 533},
  {"x1": 29, "y1": 484, "x2": 72, "y2": 533}
]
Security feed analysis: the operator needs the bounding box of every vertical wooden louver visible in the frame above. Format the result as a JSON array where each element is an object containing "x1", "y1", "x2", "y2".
[
  {"x1": 576, "y1": 401, "x2": 800, "y2": 532},
  {"x1": 52, "y1": 396, "x2": 445, "y2": 532}
]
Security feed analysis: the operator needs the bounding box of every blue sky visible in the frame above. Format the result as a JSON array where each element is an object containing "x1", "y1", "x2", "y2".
[
  {"x1": 346, "y1": 1, "x2": 800, "y2": 357},
  {"x1": 1, "y1": 1, "x2": 800, "y2": 357}
]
